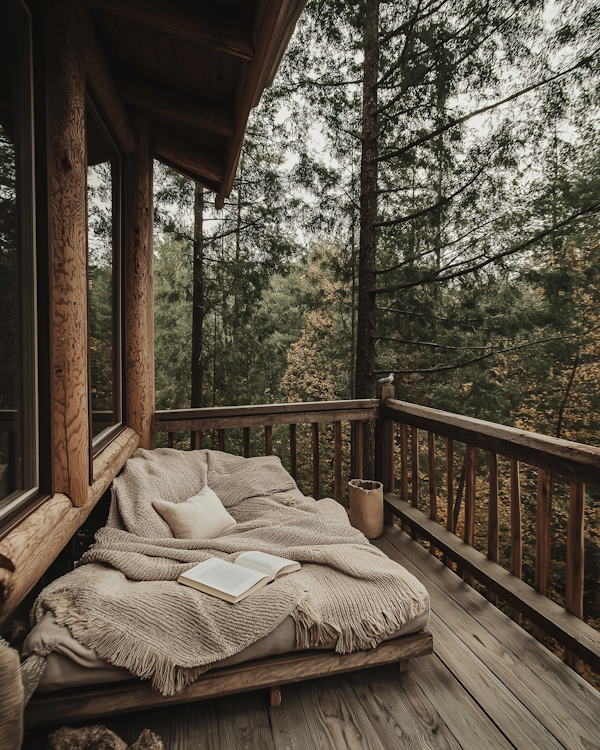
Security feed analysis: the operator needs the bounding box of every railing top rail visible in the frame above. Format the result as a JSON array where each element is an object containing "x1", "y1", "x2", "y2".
[
  {"x1": 155, "y1": 399, "x2": 380, "y2": 432},
  {"x1": 384, "y1": 398, "x2": 600, "y2": 486}
]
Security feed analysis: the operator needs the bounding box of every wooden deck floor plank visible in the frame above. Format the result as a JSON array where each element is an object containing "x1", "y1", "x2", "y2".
[
  {"x1": 409, "y1": 653, "x2": 515, "y2": 750},
  {"x1": 345, "y1": 665, "x2": 463, "y2": 750},
  {"x1": 385, "y1": 527, "x2": 600, "y2": 707},
  {"x1": 295, "y1": 673, "x2": 388, "y2": 750},
  {"x1": 376, "y1": 534, "x2": 600, "y2": 749},
  {"x1": 212, "y1": 691, "x2": 276, "y2": 750},
  {"x1": 268, "y1": 683, "x2": 321, "y2": 750}
]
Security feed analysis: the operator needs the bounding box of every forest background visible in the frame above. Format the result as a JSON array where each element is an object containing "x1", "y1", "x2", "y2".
[{"x1": 149, "y1": 0, "x2": 600, "y2": 682}]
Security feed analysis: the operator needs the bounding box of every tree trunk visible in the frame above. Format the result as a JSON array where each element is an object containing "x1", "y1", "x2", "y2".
[
  {"x1": 191, "y1": 185, "x2": 204, "y2": 408},
  {"x1": 355, "y1": 0, "x2": 379, "y2": 478}
]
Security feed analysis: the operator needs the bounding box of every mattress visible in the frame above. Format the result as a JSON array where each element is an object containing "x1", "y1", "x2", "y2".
[{"x1": 24, "y1": 606, "x2": 430, "y2": 692}]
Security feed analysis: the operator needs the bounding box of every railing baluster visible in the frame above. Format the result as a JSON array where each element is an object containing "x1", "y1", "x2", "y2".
[
  {"x1": 355, "y1": 420, "x2": 363, "y2": 479},
  {"x1": 192, "y1": 430, "x2": 202, "y2": 450},
  {"x1": 243, "y1": 427, "x2": 250, "y2": 458},
  {"x1": 566, "y1": 479, "x2": 585, "y2": 669},
  {"x1": 388, "y1": 419, "x2": 395, "y2": 494},
  {"x1": 464, "y1": 445, "x2": 476, "y2": 585},
  {"x1": 510, "y1": 459, "x2": 522, "y2": 623},
  {"x1": 312, "y1": 423, "x2": 320, "y2": 500},
  {"x1": 534, "y1": 468, "x2": 553, "y2": 644},
  {"x1": 334, "y1": 421, "x2": 342, "y2": 504},
  {"x1": 218, "y1": 429, "x2": 225, "y2": 452},
  {"x1": 289, "y1": 424, "x2": 297, "y2": 480},
  {"x1": 444, "y1": 437, "x2": 453, "y2": 567},
  {"x1": 401, "y1": 424, "x2": 409, "y2": 533},
  {"x1": 487, "y1": 452, "x2": 499, "y2": 604},
  {"x1": 428, "y1": 432, "x2": 437, "y2": 555},
  {"x1": 411, "y1": 427, "x2": 419, "y2": 540},
  {"x1": 265, "y1": 425, "x2": 273, "y2": 455},
  {"x1": 167, "y1": 432, "x2": 174, "y2": 449}
]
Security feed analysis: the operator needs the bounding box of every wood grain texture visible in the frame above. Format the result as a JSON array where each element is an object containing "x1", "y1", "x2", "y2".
[
  {"x1": 265, "y1": 425, "x2": 273, "y2": 455},
  {"x1": 218, "y1": 429, "x2": 225, "y2": 452},
  {"x1": 289, "y1": 423, "x2": 297, "y2": 479},
  {"x1": 383, "y1": 493, "x2": 600, "y2": 671},
  {"x1": 156, "y1": 399, "x2": 378, "y2": 421},
  {"x1": 156, "y1": 408, "x2": 378, "y2": 433},
  {"x1": 510, "y1": 459, "x2": 522, "y2": 623},
  {"x1": 25, "y1": 632, "x2": 433, "y2": 727},
  {"x1": 487, "y1": 452, "x2": 499, "y2": 603},
  {"x1": 376, "y1": 531, "x2": 599, "y2": 750},
  {"x1": 384, "y1": 398, "x2": 600, "y2": 487},
  {"x1": 375, "y1": 384, "x2": 394, "y2": 493},
  {"x1": 192, "y1": 430, "x2": 202, "y2": 450},
  {"x1": 312, "y1": 423, "x2": 320, "y2": 501},
  {"x1": 118, "y1": 74, "x2": 236, "y2": 137},
  {"x1": 124, "y1": 109, "x2": 155, "y2": 449},
  {"x1": 334, "y1": 421, "x2": 342, "y2": 504},
  {"x1": 355, "y1": 420, "x2": 363, "y2": 480},
  {"x1": 46, "y1": 0, "x2": 90, "y2": 507},
  {"x1": 0, "y1": 429, "x2": 139, "y2": 622},
  {"x1": 87, "y1": 0, "x2": 255, "y2": 60},
  {"x1": 152, "y1": 125, "x2": 225, "y2": 183}
]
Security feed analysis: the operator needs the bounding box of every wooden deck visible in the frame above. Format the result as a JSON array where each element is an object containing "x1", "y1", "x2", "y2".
[{"x1": 24, "y1": 525, "x2": 600, "y2": 750}]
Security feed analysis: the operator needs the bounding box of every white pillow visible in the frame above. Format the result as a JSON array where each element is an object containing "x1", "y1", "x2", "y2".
[{"x1": 154, "y1": 486, "x2": 236, "y2": 540}]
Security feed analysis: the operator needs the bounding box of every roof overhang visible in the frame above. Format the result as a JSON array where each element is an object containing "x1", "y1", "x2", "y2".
[{"x1": 87, "y1": 0, "x2": 306, "y2": 208}]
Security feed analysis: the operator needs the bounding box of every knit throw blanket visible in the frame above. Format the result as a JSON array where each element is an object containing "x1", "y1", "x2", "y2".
[{"x1": 33, "y1": 449, "x2": 429, "y2": 696}]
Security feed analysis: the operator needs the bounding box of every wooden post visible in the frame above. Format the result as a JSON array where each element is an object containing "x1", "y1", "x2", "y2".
[
  {"x1": 510, "y1": 459, "x2": 522, "y2": 624},
  {"x1": 312, "y1": 423, "x2": 320, "y2": 500},
  {"x1": 411, "y1": 427, "x2": 419, "y2": 540},
  {"x1": 192, "y1": 430, "x2": 202, "y2": 450},
  {"x1": 566, "y1": 479, "x2": 585, "y2": 670},
  {"x1": 464, "y1": 445, "x2": 476, "y2": 585},
  {"x1": 167, "y1": 433, "x2": 174, "y2": 449},
  {"x1": 534, "y1": 469, "x2": 553, "y2": 643},
  {"x1": 46, "y1": 0, "x2": 90, "y2": 506},
  {"x1": 376, "y1": 384, "x2": 395, "y2": 524},
  {"x1": 428, "y1": 432, "x2": 437, "y2": 555},
  {"x1": 124, "y1": 109, "x2": 154, "y2": 450},
  {"x1": 289, "y1": 424, "x2": 297, "y2": 480},
  {"x1": 444, "y1": 438, "x2": 454, "y2": 567},
  {"x1": 218, "y1": 429, "x2": 225, "y2": 452},
  {"x1": 334, "y1": 421, "x2": 342, "y2": 504},
  {"x1": 243, "y1": 427, "x2": 250, "y2": 458},
  {"x1": 487, "y1": 452, "x2": 499, "y2": 604},
  {"x1": 354, "y1": 421, "x2": 363, "y2": 479},
  {"x1": 401, "y1": 424, "x2": 409, "y2": 533},
  {"x1": 264, "y1": 425, "x2": 273, "y2": 455},
  {"x1": 269, "y1": 685, "x2": 282, "y2": 708}
]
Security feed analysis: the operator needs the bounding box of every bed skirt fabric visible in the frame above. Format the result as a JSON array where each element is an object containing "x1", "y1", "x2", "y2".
[{"x1": 30, "y1": 449, "x2": 429, "y2": 696}]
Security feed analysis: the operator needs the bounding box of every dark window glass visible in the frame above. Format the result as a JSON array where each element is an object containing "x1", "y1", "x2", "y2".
[
  {"x1": 0, "y1": 0, "x2": 37, "y2": 519},
  {"x1": 86, "y1": 99, "x2": 122, "y2": 450}
]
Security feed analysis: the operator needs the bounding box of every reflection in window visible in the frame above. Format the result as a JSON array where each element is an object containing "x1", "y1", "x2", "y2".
[
  {"x1": 86, "y1": 101, "x2": 122, "y2": 447},
  {"x1": 0, "y1": 0, "x2": 37, "y2": 517}
]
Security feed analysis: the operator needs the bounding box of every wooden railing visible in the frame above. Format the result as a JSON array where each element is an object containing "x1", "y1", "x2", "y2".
[
  {"x1": 377, "y1": 391, "x2": 600, "y2": 674},
  {"x1": 154, "y1": 399, "x2": 379, "y2": 503},
  {"x1": 155, "y1": 392, "x2": 600, "y2": 675}
]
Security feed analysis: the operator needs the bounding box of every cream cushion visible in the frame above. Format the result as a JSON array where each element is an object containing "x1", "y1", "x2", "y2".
[{"x1": 154, "y1": 485, "x2": 236, "y2": 539}]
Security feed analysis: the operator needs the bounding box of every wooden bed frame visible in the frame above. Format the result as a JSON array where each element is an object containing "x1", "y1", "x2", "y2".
[{"x1": 24, "y1": 629, "x2": 433, "y2": 727}]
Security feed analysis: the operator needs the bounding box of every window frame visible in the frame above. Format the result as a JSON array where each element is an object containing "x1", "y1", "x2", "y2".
[{"x1": 84, "y1": 95, "x2": 125, "y2": 468}]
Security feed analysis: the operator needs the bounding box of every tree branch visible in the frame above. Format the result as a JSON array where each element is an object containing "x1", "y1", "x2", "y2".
[{"x1": 377, "y1": 47, "x2": 600, "y2": 163}]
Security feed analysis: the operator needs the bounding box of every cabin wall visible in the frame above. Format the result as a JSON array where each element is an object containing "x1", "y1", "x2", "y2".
[{"x1": 0, "y1": 0, "x2": 153, "y2": 623}]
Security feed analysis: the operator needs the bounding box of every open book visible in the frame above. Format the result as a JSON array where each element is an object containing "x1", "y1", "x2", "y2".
[{"x1": 177, "y1": 551, "x2": 301, "y2": 604}]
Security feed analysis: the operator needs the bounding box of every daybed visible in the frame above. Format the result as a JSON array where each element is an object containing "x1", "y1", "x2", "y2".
[{"x1": 23, "y1": 449, "x2": 432, "y2": 726}]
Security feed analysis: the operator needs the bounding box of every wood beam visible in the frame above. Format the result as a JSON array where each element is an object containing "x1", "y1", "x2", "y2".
[
  {"x1": 124, "y1": 110, "x2": 155, "y2": 449},
  {"x1": 86, "y1": 0, "x2": 254, "y2": 60},
  {"x1": 0, "y1": 429, "x2": 139, "y2": 623},
  {"x1": 151, "y1": 125, "x2": 225, "y2": 184},
  {"x1": 119, "y1": 76, "x2": 236, "y2": 138}
]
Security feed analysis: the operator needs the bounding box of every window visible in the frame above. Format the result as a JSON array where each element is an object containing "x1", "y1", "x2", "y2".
[
  {"x1": 0, "y1": 0, "x2": 38, "y2": 523},
  {"x1": 86, "y1": 98, "x2": 123, "y2": 456}
]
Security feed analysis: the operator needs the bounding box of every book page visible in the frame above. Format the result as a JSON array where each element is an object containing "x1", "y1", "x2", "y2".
[
  {"x1": 181, "y1": 558, "x2": 269, "y2": 598},
  {"x1": 234, "y1": 551, "x2": 300, "y2": 577}
]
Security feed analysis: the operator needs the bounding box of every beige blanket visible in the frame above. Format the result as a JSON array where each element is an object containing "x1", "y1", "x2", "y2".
[{"x1": 33, "y1": 449, "x2": 428, "y2": 696}]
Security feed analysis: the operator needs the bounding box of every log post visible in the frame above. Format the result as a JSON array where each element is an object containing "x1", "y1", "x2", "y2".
[
  {"x1": 124, "y1": 108, "x2": 154, "y2": 449},
  {"x1": 46, "y1": 0, "x2": 89, "y2": 507},
  {"x1": 376, "y1": 384, "x2": 395, "y2": 523}
]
